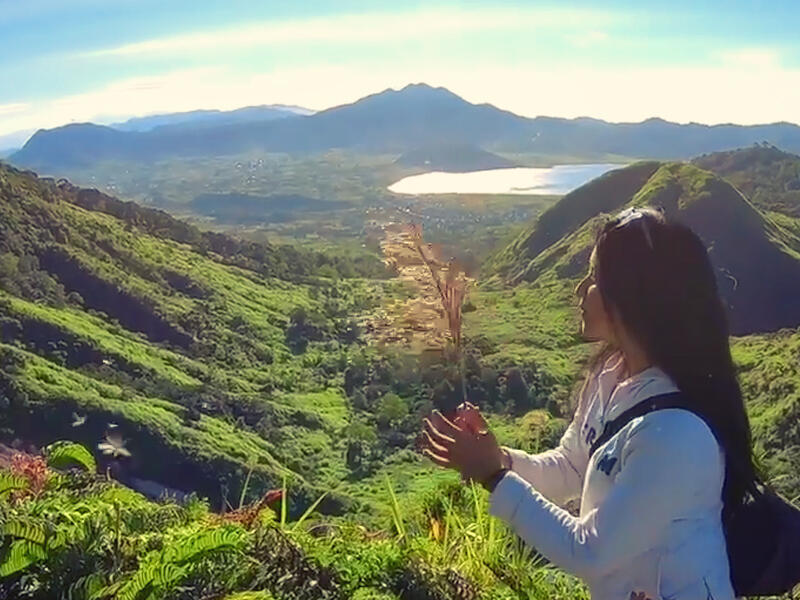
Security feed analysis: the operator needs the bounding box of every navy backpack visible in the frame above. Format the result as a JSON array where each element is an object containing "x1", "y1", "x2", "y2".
[{"x1": 589, "y1": 391, "x2": 800, "y2": 597}]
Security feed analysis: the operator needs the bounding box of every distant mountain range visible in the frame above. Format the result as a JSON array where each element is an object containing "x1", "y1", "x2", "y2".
[
  {"x1": 111, "y1": 104, "x2": 314, "y2": 132},
  {"x1": 10, "y1": 83, "x2": 800, "y2": 171}
]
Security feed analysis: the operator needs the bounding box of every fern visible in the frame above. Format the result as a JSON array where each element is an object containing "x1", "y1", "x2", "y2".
[
  {"x1": 67, "y1": 573, "x2": 106, "y2": 600},
  {"x1": 0, "y1": 539, "x2": 47, "y2": 577},
  {"x1": 115, "y1": 563, "x2": 157, "y2": 600},
  {"x1": 3, "y1": 516, "x2": 47, "y2": 545},
  {"x1": 112, "y1": 526, "x2": 246, "y2": 600},
  {"x1": 46, "y1": 441, "x2": 97, "y2": 473},
  {"x1": 0, "y1": 471, "x2": 28, "y2": 497},
  {"x1": 161, "y1": 526, "x2": 246, "y2": 565},
  {"x1": 151, "y1": 562, "x2": 185, "y2": 587}
]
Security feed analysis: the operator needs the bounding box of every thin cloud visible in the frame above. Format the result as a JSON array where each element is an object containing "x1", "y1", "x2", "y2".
[
  {"x1": 716, "y1": 47, "x2": 782, "y2": 69},
  {"x1": 80, "y1": 8, "x2": 623, "y2": 58},
  {"x1": 566, "y1": 31, "x2": 610, "y2": 48},
  {"x1": 3, "y1": 54, "x2": 800, "y2": 138},
  {"x1": 0, "y1": 103, "x2": 29, "y2": 116}
]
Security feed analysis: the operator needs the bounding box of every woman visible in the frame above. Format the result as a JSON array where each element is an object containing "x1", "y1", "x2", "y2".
[{"x1": 421, "y1": 207, "x2": 762, "y2": 600}]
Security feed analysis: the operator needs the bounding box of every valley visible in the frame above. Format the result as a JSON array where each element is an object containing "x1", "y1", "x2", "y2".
[{"x1": 2, "y1": 89, "x2": 800, "y2": 599}]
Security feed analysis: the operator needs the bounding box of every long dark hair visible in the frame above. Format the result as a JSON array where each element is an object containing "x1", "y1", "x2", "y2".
[{"x1": 587, "y1": 206, "x2": 761, "y2": 516}]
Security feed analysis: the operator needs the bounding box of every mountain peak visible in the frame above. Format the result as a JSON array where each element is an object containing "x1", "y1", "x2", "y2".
[
  {"x1": 397, "y1": 82, "x2": 460, "y2": 96},
  {"x1": 350, "y1": 83, "x2": 470, "y2": 110}
]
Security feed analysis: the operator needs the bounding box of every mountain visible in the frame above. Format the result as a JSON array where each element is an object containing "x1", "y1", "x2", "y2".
[
  {"x1": 9, "y1": 83, "x2": 531, "y2": 169},
  {"x1": 693, "y1": 144, "x2": 800, "y2": 216},
  {"x1": 13, "y1": 123, "x2": 133, "y2": 168},
  {"x1": 488, "y1": 161, "x2": 800, "y2": 335},
  {"x1": 394, "y1": 142, "x2": 516, "y2": 172},
  {"x1": 0, "y1": 128, "x2": 35, "y2": 154},
  {"x1": 0, "y1": 161, "x2": 395, "y2": 513},
  {"x1": 12, "y1": 83, "x2": 800, "y2": 171},
  {"x1": 112, "y1": 104, "x2": 314, "y2": 132}
]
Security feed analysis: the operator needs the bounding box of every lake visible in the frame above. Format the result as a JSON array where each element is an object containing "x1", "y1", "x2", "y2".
[{"x1": 388, "y1": 163, "x2": 624, "y2": 196}]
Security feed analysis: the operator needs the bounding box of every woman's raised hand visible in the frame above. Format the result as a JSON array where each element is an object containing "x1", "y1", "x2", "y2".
[
  {"x1": 420, "y1": 402, "x2": 504, "y2": 485},
  {"x1": 456, "y1": 401, "x2": 488, "y2": 434}
]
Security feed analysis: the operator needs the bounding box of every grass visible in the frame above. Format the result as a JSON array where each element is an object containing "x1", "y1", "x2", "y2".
[
  {"x1": 1, "y1": 290, "x2": 206, "y2": 388},
  {"x1": 0, "y1": 446, "x2": 591, "y2": 599}
]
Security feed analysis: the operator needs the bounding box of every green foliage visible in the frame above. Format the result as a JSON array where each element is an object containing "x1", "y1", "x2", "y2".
[
  {"x1": 111, "y1": 526, "x2": 248, "y2": 600},
  {"x1": 385, "y1": 475, "x2": 406, "y2": 541},
  {"x1": 377, "y1": 394, "x2": 408, "y2": 428},
  {"x1": 0, "y1": 472, "x2": 28, "y2": 498},
  {"x1": 2, "y1": 151, "x2": 800, "y2": 600},
  {"x1": 694, "y1": 144, "x2": 800, "y2": 216},
  {"x1": 732, "y1": 330, "x2": 800, "y2": 498},
  {"x1": 46, "y1": 441, "x2": 97, "y2": 472},
  {"x1": 0, "y1": 539, "x2": 48, "y2": 577}
]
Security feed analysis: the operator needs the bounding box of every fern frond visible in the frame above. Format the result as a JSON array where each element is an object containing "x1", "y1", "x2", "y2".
[
  {"x1": 67, "y1": 573, "x2": 106, "y2": 600},
  {"x1": 0, "y1": 539, "x2": 47, "y2": 577},
  {"x1": 0, "y1": 472, "x2": 28, "y2": 497},
  {"x1": 161, "y1": 526, "x2": 246, "y2": 565},
  {"x1": 152, "y1": 562, "x2": 185, "y2": 587},
  {"x1": 46, "y1": 441, "x2": 97, "y2": 473},
  {"x1": 3, "y1": 516, "x2": 47, "y2": 545},
  {"x1": 116, "y1": 563, "x2": 157, "y2": 600}
]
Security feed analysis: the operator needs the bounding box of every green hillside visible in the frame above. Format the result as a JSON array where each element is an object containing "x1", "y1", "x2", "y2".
[
  {"x1": 0, "y1": 161, "x2": 399, "y2": 514},
  {"x1": 2, "y1": 156, "x2": 800, "y2": 598},
  {"x1": 486, "y1": 160, "x2": 800, "y2": 335},
  {"x1": 0, "y1": 162, "x2": 594, "y2": 598},
  {"x1": 693, "y1": 144, "x2": 800, "y2": 216},
  {"x1": 0, "y1": 163, "x2": 567, "y2": 518}
]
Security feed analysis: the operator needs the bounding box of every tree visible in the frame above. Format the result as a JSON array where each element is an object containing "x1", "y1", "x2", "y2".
[
  {"x1": 431, "y1": 379, "x2": 460, "y2": 415},
  {"x1": 343, "y1": 421, "x2": 377, "y2": 469},
  {"x1": 546, "y1": 398, "x2": 562, "y2": 418},
  {"x1": 377, "y1": 393, "x2": 408, "y2": 428},
  {"x1": 503, "y1": 368, "x2": 531, "y2": 413},
  {"x1": 285, "y1": 307, "x2": 328, "y2": 354}
]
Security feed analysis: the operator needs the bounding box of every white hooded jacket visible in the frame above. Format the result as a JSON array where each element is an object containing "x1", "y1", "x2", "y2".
[{"x1": 489, "y1": 352, "x2": 736, "y2": 600}]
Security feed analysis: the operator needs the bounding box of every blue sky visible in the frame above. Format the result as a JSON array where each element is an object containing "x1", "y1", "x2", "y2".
[{"x1": 1, "y1": 0, "x2": 800, "y2": 145}]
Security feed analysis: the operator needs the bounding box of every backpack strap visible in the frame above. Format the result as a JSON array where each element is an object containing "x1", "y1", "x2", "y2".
[{"x1": 589, "y1": 391, "x2": 688, "y2": 458}]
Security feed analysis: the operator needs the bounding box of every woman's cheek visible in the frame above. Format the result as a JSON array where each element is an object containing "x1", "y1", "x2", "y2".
[{"x1": 582, "y1": 288, "x2": 608, "y2": 341}]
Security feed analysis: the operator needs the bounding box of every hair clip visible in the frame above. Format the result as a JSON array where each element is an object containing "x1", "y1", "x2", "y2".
[{"x1": 614, "y1": 208, "x2": 654, "y2": 250}]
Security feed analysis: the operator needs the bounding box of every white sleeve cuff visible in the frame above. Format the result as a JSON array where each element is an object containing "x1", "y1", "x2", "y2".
[{"x1": 488, "y1": 470, "x2": 528, "y2": 521}]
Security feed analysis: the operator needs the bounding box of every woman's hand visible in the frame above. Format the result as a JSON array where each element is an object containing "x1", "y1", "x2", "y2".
[{"x1": 421, "y1": 403, "x2": 505, "y2": 485}]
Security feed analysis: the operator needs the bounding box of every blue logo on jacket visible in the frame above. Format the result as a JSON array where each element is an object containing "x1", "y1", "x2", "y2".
[{"x1": 596, "y1": 453, "x2": 618, "y2": 476}]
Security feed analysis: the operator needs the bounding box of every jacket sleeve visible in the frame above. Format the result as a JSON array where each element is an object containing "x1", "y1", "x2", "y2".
[
  {"x1": 502, "y1": 414, "x2": 588, "y2": 506},
  {"x1": 489, "y1": 411, "x2": 722, "y2": 580}
]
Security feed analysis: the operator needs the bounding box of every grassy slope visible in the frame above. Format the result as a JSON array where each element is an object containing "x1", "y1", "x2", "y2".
[
  {"x1": 693, "y1": 145, "x2": 800, "y2": 216},
  {"x1": 0, "y1": 163, "x2": 391, "y2": 513},
  {"x1": 731, "y1": 331, "x2": 800, "y2": 500}
]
